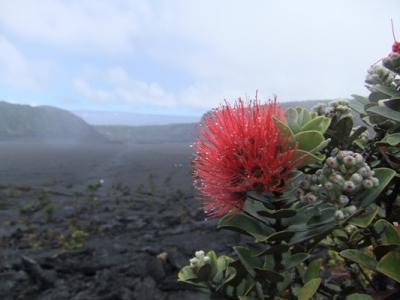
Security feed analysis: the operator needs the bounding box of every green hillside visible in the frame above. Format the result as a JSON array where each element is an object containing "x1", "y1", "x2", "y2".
[{"x1": 0, "y1": 101, "x2": 106, "y2": 142}]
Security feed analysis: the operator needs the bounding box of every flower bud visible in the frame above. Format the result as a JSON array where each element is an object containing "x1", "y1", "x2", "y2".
[
  {"x1": 195, "y1": 250, "x2": 205, "y2": 258},
  {"x1": 339, "y1": 164, "x2": 348, "y2": 174},
  {"x1": 345, "y1": 224, "x2": 357, "y2": 234},
  {"x1": 336, "y1": 151, "x2": 346, "y2": 162},
  {"x1": 299, "y1": 180, "x2": 310, "y2": 190},
  {"x1": 362, "y1": 179, "x2": 374, "y2": 189},
  {"x1": 326, "y1": 157, "x2": 338, "y2": 169},
  {"x1": 330, "y1": 174, "x2": 345, "y2": 185},
  {"x1": 335, "y1": 210, "x2": 345, "y2": 220},
  {"x1": 353, "y1": 153, "x2": 363, "y2": 164},
  {"x1": 305, "y1": 192, "x2": 317, "y2": 203},
  {"x1": 372, "y1": 177, "x2": 379, "y2": 187},
  {"x1": 190, "y1": 251, "x2": 210, "y2": 270},
  {"x1": 190, "y1": 257, "x2": 199, "y2": 267},
  {"x1": 344, "y1": 205, "x2": 357, "y2": 215},
  {"x1": 310, "y1": 174, "x2": 319, "y2": 184},
  {"x1": 350, "y1": 173, "x2": 363, "y2": 184},
  {"x1": 343, "y1": 181, "x2": 356, "y2": 192},
  {"x1": 310, "y1": 184, "x2": 320, "y2": 193},
  {"x1": 343, "y1": 155, "x2": 356, "y2": 167},
  {"x1": 339, "y1": 195, "x2": 350, "y2": 205},
  {"x1": 358, "y1": 166, "x2": 371, "y2": 178},
  {"x1": 322, "y1": 166, "x2": 332, "y2": 176},
  {"x1": 324, "y1": 182, "x2": 334, "y2": 190}
]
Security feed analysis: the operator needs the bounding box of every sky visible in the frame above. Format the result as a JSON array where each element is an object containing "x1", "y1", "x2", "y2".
[{"x1": 0, "y1": 0, "x2": 398, "y2": 116}]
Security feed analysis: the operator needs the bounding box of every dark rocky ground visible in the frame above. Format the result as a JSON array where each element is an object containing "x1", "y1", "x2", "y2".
[{"x1": 0, "y1": 141, "x2": 243, "y2": 300}]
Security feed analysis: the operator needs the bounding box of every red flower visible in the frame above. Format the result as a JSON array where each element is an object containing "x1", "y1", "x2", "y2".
[
  {"x1": 193, "y1": 97, "x2": 297, "y2": 217},
  {"x1": 390, "y1": 19, "x2": 400, "y2": 56}
]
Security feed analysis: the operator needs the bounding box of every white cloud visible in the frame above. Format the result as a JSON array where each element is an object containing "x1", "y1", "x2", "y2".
[
  {"x1": 0, "y1": 35, "x2": 37, "y2": 89},
  {"x1": 73, "y1": 79, "x2": 111, "y2": 102},
  {"x1": 145, "y1": 0, "x2": 399, "y2": 108},
  {"x1": 0, "y1": 0, "x2": 150, "y2": 54},
  {"x1": 1, "y1": 0, "x2": 399, "y2": 111},
  {"x1": 74, "y1": 67, "x2": 176, "y2": 107}
]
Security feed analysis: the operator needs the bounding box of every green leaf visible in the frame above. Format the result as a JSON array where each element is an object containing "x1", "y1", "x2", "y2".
[
  {"x1": 207, "y1": 251, "x2": 218, "y2": 278},
  {"x1": 221, "y1": 266, "x2": 237, "y2": 286},
  {"x1": 376, "y1": 250, "x2": 400, "y2": 283},
  {"x1": 340, "y1": 249, "x2": 377, "y2": 270},
  {"x1": 286, "y1": 108, "x2": 300, "y2": 133},
  {"x1": 178, "y1": 266, "x2": 198, "y2": 282},
  {"x1": 351, "y1": 94, "x2": 370, "y2": 105},
  {"x1": 372, "y1": 84, "x2": 400, "y2": 98},
  {"x1": 304, "y1": 258, "x2": 322, "y2": 283},
  {"x1": 218, "y1": 213, "x2": 273, "y2": 242},
  {"x1": 254, "y1": 267, "x2": 284, "y2": 282},
  {"x1": 312, "y1": 138, "x2": 331, "y2": 153},
  {"x1": 373, "y1": 244, "x2": 400, "y2": 261},
  {"x1": 374, "y1": 219, "x2": 400, "y2": 245},
  {"x1": 298, "y1": 278, "x2": 321, "y2": 300},
  {"x1": 356, "y1": 168, "x2": 396, "y2": 208},
  {"x1": 349, "y1": 102, "x2": 366, "y2": 115},
  {"x1": 294, "y1": 130, "x2": 325, "y2": 152},
  {"x1": 197, "y1": 263, "x2": 212, "y2": 281},
  {"x1": 257, "y1": 208, "x2": 296, "y2": 219},
  {"x1": 379, "y1": 97, "x2": 400, "y2": 111},
  {"x1": 325, "y1": 283, "x2": 341, "y2": 293},
  {"x1": 367, "y1": 105, "x2": 400, "y2": 123},
  {"x1": 277, "y1": 271, "x2": 294, "y2": 293},
  {"x1": 307, "y1": 207, "x2": 336, "y2": 226},
  {"x1": 235, "y1": 277, "x2": 256, "y2": 298},
  {"x1": 256, "y1": 243, "x2": 289, "y2": 257},
  {"x1": 349, "y1": 206, "x2": 379, "y2": 228},
  {"x1": 213, "y1": 254, "x2": 233, "y2": 283},
  {"x1": 285, "y1": 253, "x2": 309, "y2": 270},
  {"x1": 289, "y1": 222, "x2": 336, "y2": 245},
  {"x1": 349, "y1": 126, "x2": 368, "y2": 144},
  {"x1": 291, "y1": 149, "x2": 325, "y2": 168},
  {"x1": 244, "y1": 197, "x2": 272, "y2": 216},
  {"x1": 234, "y1": 246, "x2": 262, "y2": 278},
  {"x1": 296, "y1": 107, "x2": 312, "y2": 128},
  {"x1": 377, "y1": 132, "x2": 400, "y2": 146},
  {"x1": 346, "y1": 293, "x2": 373, "y2": 300},
  {"x1": 273, "y1": 116, "x2": 295, "y2": 146},
  {"x1": 301, "y1": 116, "x2": 331, "y2": 133},
  {"x1": 266, "y1": 230, "x2": 295, "y2": 243},
  {"x1": 334, "y1": 116, "x2": 353, "y2": 138}
]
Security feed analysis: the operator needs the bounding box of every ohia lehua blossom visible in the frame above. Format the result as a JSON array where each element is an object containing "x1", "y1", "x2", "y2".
[{"x1": 193, "y1": 97, "x2": 297, "y2": 217}]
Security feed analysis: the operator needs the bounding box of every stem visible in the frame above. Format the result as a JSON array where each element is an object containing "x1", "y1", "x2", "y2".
[{"x1": 273, "y1": 218, "x2": 284, "y2": 271}]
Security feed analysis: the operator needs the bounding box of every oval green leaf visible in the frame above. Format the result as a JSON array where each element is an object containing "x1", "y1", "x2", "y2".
[
  {"x1": 298, "y1": 278, "x2": 321, "y2": 300},
  {"x1": 376, "y1": 250, "x2": 400, "y2": 283},
  {"x1": 340, "y1": 249, "x2": 377, "y2": 270},
  {"x1": 294, "y1": 130, "x2": 325, "y2": 152}
]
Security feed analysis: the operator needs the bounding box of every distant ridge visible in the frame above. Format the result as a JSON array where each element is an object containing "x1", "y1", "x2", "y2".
[
  {"x1": 0, "y1": 101, "x2": 106, "y2": 142},
  {"x1": 74, "y1": 101, "x2": 327, "y2": 127},
  {"x1": 94, "y1": 100, "x2": 335, "y2": 144},
  {"x1": 74, "y1": 110, "x2": 200, "y2": 126},
  {"x1": 95, "y1": 123, "x2": 197, "y2": 144}
]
